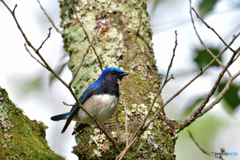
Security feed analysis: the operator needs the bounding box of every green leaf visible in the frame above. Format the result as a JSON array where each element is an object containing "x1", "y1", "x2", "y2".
[
  {"x1": 182, "y1": 96, "x2": 206, "y2": 119},
  {"x1": 21, "y1": 76, "x2": 43, "y2": 95},
  {"x1": 193, "y1": 47, "x2": 221, "y2": 68},
  {"x1": 49, "y1": 62, "x2": 68, "y2": 85},
  {"x1": 198, "y1": 0, "x2": 218, "y2": 18},
  {"x1": 218, "y1": 82, "x2": 240, "y2": 114}
]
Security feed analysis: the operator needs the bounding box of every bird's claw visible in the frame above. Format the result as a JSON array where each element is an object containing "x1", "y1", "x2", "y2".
[{"x1": 91, "y1": 115, "x2": 97, "y2": 123}]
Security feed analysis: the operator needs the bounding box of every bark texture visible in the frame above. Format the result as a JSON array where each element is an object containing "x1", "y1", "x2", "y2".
[{"x1": 59, "y1": 0, "x2": 177, "y2": 159}]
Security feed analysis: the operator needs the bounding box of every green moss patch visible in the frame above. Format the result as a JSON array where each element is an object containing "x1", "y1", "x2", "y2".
[{"x1": 0, "y1": 87, "x2": 64, "y2": 160}]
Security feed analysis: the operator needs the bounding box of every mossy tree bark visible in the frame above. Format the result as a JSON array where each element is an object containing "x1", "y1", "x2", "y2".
[
  {"x1": 59, "y1": 0, "x2": 177, "y2": 159},
  {"x1": 0, "y1": 87, "x2": 64, "y2": 159}
]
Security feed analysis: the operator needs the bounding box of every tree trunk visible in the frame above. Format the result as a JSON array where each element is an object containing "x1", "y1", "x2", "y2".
[{"x1": 59, "y1": 0, "x2": 177, "y2": 159}]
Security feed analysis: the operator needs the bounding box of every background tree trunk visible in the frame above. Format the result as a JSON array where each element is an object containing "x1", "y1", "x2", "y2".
[{"x1": 60, "y1": 0, "x2": 177, "y2": 159}]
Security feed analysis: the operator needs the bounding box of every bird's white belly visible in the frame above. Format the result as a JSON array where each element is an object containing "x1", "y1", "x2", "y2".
[{"x1": 75, "y1": 94, "x2": 118, "y2": 125}]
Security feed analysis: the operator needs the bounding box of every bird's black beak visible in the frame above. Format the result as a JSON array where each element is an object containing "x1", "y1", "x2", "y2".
[{"x1": 120, "y1": 72, "x2": 129, "y2": 77}]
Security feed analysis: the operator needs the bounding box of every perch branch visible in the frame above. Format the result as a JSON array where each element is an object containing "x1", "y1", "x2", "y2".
[{"x1": 1, "y1": 0, "x2": 121, "y2": 153}]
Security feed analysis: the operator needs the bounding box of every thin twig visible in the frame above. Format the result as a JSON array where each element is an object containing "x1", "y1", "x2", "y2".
[
  {"x1": 1, "y1": 0, "x2": 121, "y2": 153},
  {"x1": 12, "y1": 4, "x2": 17, "y2": 13},
  {"x1": 116, "y1": 136, "x2": 138, "y2": 160},
  {"x1": 63, "y1": 102, "x2": 75, "y2": 106},
  {"x1": 36, "y1": 0, "x2": 60, "y2": 32},
  {"x1": 179, "y1": 40, "x2": 238, "y2": 131},
  {"x1": 191, "y1": 6, "x2": 235, "y2": 53},
  {"x1": 130, "y1": 32, "x2": 240, "y2": 146},
  {"x1": 24, "y1": 44, "x2": 47, "y2": 68},
  {"x1": 188, "y1": 131, "x2": 224, "y2": 160},
  {"x1": 0, "y1": 0, "x2": 68, "y2": 86},
  {"x1": 69, "y1": 22, "x2": 102, "y2": 86},
  {"x1": 117, "y1": 79, "x2": 128, "y2": 147},
  {"x1": 198, "y1": 70, "x2": 240, "y2": 116},
  {"x1": 233, "y1": 50, "x2": 240, "y2": 62},
  {"x1": 130, "y1": 31, "x2": 178, "y2": 142},
  {"x1": 136, "y1": 9, "x2": 142, "y2": 35},
  {"x1": 68, "y1": 2, "x2": 103, "y2": 71},
  {"x1": 74, "y1": 129, "x2": 101, "y2": 160},
  {"x1": 161, "y1": 34, "x2": 240, "y2": 111},
  {"x1": 189, "y1": 0, "x2": 232, "y2": 77},
  {"x1": 37, "y1": 27, "x2": 52, "y2": 52}
]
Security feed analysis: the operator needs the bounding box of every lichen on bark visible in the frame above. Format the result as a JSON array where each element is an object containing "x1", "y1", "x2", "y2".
[
  {"x1": 59, "y1": 0, "x2": 177, "y2": 159},
  {"x1": 0, "y1": 87, "x2": 64, "y2": 160}
]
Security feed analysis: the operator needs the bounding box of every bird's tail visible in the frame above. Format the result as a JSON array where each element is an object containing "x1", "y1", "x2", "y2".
[{"x1": 51, "y1": 112, "x2": 69, "y2": 121}]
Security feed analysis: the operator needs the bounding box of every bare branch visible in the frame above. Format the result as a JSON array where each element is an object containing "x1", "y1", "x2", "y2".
[
  {"x1": 117, "y1": 79, "x2": 128, "y2": 147},
  {"x1": 37, "y1": 27, "x2": 52, "y2": 52},
  {"x1": 167, "y1": 74, "x2": 175, "y2": 82},
  {"x1": 63, "y1": 102, "x2": 75, "y2": 106},
  {"x1": 36, "y1": 0, "x2": 60, "y2": 32},
  {"x1": 165, "y1": 30, "x2": 177, "y2": 83},
  {"x1": 131, "y1": 31, "x2": 178, "y2": 141},
  {"x1": 24, "y1": 43, "x2": 47, "y2": 68},
  {"x1": 130, "y1": 31, "x2": 240, "y2": 145},
  {"x1": 163, "y1": 33, "x2": 239, "y2": 111},
  {"x1": 68, "y1": 2, "x2": 103, "y2": 71},
  {"x1": 191, "y1": 4, "x2": 235, "y2": 53},
  {"x1": 1, "y1": 0, "x2": 69, "y2": 86},
  {"x1": 188, "y1": 131, "x2": 224, "y2": 160},
  {"x1": 188, "y1": 131, "x2": 210, "y2": 155},
  {"x1": 179, "y1": 41, "x2": 239, "y2": 131},
  {"x1": 233, "y1": 50, "x2": 240, "y2": 62},
  {"x1": 12, "y1": 4, "x2": 17, "y2": 13},
  {"x1": 189, "y1": 0, "x2": 232, "y2": 77},
  {"x1": 74, "y1": 129, "x2": 101, "y2": 160},
  {"x1": 116, "y1": 136, "x2": 138, "y2": 160},
  {"x1": 199, "y1": 69, "x2": 240, "y2": 116}
]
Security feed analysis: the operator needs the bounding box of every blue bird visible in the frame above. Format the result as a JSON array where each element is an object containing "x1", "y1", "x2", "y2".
[{"x1": 51, "y1": 67, "x2": 128, "y2": 134}]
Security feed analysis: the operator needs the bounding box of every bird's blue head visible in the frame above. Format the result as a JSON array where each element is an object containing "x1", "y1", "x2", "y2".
[{"x1": 97, "y1": 67, "x2": 129, "y2": 83}]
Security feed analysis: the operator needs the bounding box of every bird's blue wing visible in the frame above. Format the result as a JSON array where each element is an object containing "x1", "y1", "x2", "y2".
[{"x1": 61, "y1": 82, "x2": 100, "y2": 133}]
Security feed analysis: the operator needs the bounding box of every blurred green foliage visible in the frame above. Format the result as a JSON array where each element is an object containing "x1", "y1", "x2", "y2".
[
  {"x1": 49, "y1": 62, "x2": 68, "y2": 85},
  {"x1": 194, "y1": 47, "x2": 221, "y2": 68},
  {"x1": 198, "y1": 0, "x2": 218, "y2": 18},
  {"x1": 218, "y1": 82, "x2": 240, "y2": 114}
]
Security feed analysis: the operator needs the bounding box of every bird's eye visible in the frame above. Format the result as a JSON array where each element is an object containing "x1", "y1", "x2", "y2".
[{"x1": 111, "y1": 71, "x2": 115, "y2": 75}]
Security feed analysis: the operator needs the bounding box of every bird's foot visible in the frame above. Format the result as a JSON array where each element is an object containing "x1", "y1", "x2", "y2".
[
  {"x1": 101, "y1": 124, "x2": 107, "y2": 131},
  {"x1": 103, "y1": 119, "x2": 110, "y2": 128},
  {"x1": 91, "y1": 115, "x2": 97, "y2": 123}
]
